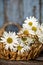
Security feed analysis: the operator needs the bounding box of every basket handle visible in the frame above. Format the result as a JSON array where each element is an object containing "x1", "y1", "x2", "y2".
[{"x1": 0, "y1": 22, "x2": 21, "y2": 36}]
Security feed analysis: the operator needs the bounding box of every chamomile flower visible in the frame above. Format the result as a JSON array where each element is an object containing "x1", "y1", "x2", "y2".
[
  {"x1": 17, "y1": 28, "x2": 29, "y2": 35},
  {"x1": 22, "y1": 17, "x2": 39, "y2": 35},
  {"x1": 13, "y1": 42, "x2": 30, "y2": 54},
  {"x1": 17, "y1": 36, "x2": 34, "y2": 46},
  {"x1": 36, "y1": 24, "x2": 43, "y2": 43},
  {"x1": 22, "y1": 23, "x2": 31, "y2": 30},
  {"x1": 38, "y1": 33, "x2": 43, "y2": 44},
  {"x1": 28, "y1": 25, "x2": 40, "y2": 35},
  {"x1": 24, "y1": 16, "x2": 38, "y2": 27},
  {"x1": 40, "y1": 23, "x2": 43, "y2": 32},
  {"x1": 0, "y1": 31, "x2": 18, "y2": 51}
]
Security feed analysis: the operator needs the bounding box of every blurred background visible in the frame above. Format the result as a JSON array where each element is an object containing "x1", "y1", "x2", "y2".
[{"x1": 0, "y1": 0, "x2": 43, "y2": 28}]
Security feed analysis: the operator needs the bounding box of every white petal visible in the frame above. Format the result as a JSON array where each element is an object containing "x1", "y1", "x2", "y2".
[
  {"x1": 20, "y1": 43, "x2": 25, "y2": 47},
  {"x1": 20, "y1": 48, "x2": 24, "y2": 53},
  {"x1": 3, "y1": 31, "x2": 8, "y2": 37},
  {"x1": 13, "y1": 48, "x2": 17, "y2": 52},
  {"x1": 9, "y1": 45, "x2": 14, "y2": 51},
  {"x1": 5, "y1": 44, "x2": 9, "y2": 50},
  {"x1": 1, "y1": 37, "x2": 6, "y2": 42}
]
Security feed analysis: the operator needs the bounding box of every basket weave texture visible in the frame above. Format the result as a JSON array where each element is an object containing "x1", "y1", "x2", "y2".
[{"x1": 0, "y1": 23, "x2": 43, "y2": 60}]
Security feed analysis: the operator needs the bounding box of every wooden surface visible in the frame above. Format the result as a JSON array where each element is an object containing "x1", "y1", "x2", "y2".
[
  {"x1": 0, "y1": 59, "x2": 43, "y2": 65},
  {"x1": 0, "y1": 55, "x2": 43, "y2": 65},
  {"x1": 0, "y1": 0, "x2": 43, "y2": 27}
]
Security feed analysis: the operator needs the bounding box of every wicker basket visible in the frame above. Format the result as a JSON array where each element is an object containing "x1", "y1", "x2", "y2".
[{"x1": 0, "y1": 22, "x2": 43, "y2": 60}]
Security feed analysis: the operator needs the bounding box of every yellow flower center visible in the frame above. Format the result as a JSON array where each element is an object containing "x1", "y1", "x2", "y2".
[
  {"x1": 28, "y1": 22, "x2": 33, "y2": 26},
  {"x1": 7, "y1": 37, "x2": 13, "y2": 44},
  {"x1": 21, "y1": 37, "x2": 27, "y2": 41},
  {"x1": 32, "y1": 26, "x2": 37, "y2": 32},
  {"x1": 17, "y1": 45, "x2": 22, "y2": 51},
  {"x1": 23, "y1": 30, "x2": 29, "y2": 35}
]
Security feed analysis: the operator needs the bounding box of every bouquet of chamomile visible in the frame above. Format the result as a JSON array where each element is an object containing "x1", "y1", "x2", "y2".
[{"x1": 0, "y1": 16, "x2": 43, "y2": 60}]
